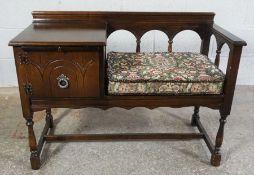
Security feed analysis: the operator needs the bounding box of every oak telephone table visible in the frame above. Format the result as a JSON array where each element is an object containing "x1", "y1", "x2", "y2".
[{"x1": 9, "y1": 11, "x2": 246, "y2": 170}]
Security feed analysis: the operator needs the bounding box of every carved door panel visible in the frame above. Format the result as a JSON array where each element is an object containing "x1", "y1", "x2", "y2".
[{"x1": 25, "y1": 51, "x2": 100, "y2": 98}]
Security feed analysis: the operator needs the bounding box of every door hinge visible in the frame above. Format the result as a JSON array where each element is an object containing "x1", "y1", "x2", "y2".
[
  {"x1": 24, "y1": 83, "x2": 32, "y2": 95},
  {"x1": 19, "y1": 52, "x2": 29, "y2": 64}
]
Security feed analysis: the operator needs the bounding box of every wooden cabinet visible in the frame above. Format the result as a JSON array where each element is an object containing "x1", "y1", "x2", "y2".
[{"x1": 22, "y1": 50, "x2": 100, "y2": 98}]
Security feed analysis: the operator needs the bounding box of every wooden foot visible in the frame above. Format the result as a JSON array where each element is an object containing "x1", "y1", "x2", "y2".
[
  {"x1": 211, "y1": 153, "x2": 221, "y2": 166},
  {"x1": 211, "y1": 113, "x2": 228, "y2": 166},
  {"x1": 30, "y1": 151, "x2": 41, "y2": 170},
  {"x1": 46, "y1": 109, "x2": 54, "y2": 128},
  {"x1": 191, "y1": 106, "x2": 200, "y2": 126}
]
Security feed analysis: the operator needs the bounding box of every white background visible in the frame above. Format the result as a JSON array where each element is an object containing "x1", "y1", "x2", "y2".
[{"x1": 0, "y1": 0, "x2": 253, "y2": 86}]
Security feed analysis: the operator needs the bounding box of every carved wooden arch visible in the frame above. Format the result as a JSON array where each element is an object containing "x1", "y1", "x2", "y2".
[
  {"x1": 169, "y1": 28, "x2": 204, "y2": 40},
  {"x1": 107, "y1": 29, "x2": 138, "y2": 52},
  {"x1": 169, "y1": 29, "x2": 205, "y2": 52},
  {"x1": 212, "y1": 33, "x2": 230, "y2": 66},
  {"x1": 107, "y1": 27, "x2": 170, "y2": 52},
  {"x1": 107, "y1": 28, "x2": 169, "y2": 53},
  {"x1": 140, "y1": 29, "x2": 170, "y2": 52},
  {"x1": 214, "y1": 34, "x2": 226, "y2": 51},
  {"x1": 107, "y1": 27, "x2": 207, "y2": 53}
]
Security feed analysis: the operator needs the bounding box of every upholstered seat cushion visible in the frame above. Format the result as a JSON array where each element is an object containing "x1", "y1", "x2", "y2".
[{"x1": 107, "y1": 52, "x2": 225, "y2": 95}]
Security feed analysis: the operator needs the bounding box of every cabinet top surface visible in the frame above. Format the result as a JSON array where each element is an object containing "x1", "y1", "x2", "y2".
[{"x1": 9, "y1": 24, "x2": 107, "y2": 46}]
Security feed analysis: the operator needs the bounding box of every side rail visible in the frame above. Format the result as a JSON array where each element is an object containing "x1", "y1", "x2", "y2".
[{"x1": 211, "y1": 24, "x2": 247, "y2": 115}]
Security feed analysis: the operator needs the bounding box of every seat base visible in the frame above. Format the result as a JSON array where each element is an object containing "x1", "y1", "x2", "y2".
[{"x1": 32, "y1": 107, "x2": 221, "y2": 169}]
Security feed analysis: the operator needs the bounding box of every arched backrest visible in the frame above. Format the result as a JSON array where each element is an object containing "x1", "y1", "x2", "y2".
[{"x1": 32, "y1": 11, "x2": 215, "y2": 54}]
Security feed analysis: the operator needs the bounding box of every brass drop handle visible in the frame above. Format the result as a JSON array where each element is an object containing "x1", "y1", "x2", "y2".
[{"x1": 57, "y1": 74, "x2": 69, "y2": 89}]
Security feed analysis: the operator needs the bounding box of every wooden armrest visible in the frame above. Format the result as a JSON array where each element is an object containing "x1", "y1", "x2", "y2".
[
  {"x1": 212, "y1": 24, "x2": 247, "y2": 114},
  {"x1": 212, "y1": 24, "x2": 247, "y2": 47}
]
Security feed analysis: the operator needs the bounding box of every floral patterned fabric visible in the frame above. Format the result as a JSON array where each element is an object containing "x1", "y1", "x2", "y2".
[{"x1": 107, "y1": 52, "x2": 225, "y2": 95}]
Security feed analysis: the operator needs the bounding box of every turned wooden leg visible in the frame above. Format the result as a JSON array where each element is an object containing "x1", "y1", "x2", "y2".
[
  {"x1": 46, "y1": 108, "x2": 54, "y2": 128},
  {"x1": 191, "y1": 106, "x2": 200, "y2": 126},
  {"x1": 26, "y1": 118, "x2": 41, "y2": 170},
  {"x1": 211, "y1": 113, "x2": 228, "y2": 166}
]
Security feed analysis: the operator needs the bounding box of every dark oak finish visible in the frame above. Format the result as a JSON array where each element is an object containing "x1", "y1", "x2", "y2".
[
  {"x1": 45, "y1": 133, "x2": 204, "y2": 142},
  {"x1": 9, "y1": 25, "x2": 107, "y2": 46},
  {"x1": 30, "y1": 95, "x2": 224, "y2": 111},
  {"x1": 9, "y1": 11, "x2": 246, "y2": 170},
  {"x1": 22, "y1": 50, "x2": 100, "y2": 98}
]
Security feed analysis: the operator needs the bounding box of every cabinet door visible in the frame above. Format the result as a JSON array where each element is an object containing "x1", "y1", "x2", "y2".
[{"x1": 25, "y1": 51, "x2": 100, "y2": 98}]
